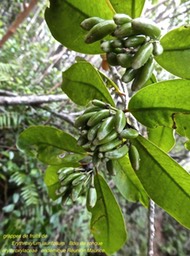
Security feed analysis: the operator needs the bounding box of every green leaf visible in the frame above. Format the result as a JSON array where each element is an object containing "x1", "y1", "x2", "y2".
[
  {"x1": 89, "y1": 174, "x2": 127, "y2": 254},
  {"x1": 174, "y1": 114, "x2": 190, "y2": 150},
  {"x1": 17, "y1": 126, "x2": 85, "y2": 164},
  {"x1": 44, "y1": 165, "x2": 77, "y2": 201},
  {"x1": 37, "y1": 144, "x2": 84, "y2": 166},
  {"x1": 148, "y1": 127, "x2": 175, "y2": 152},
  {"x1": 112, "y1": 156, "x2": 149, "y2": 207},
  {"x1": 45, "y1": 0, "x2": 115, "y2": 54},
  {"x1": 62, "y1": 59, "x2": 115, "y2": 106},
  {"x1": 3, "y1": 204, "x2": 15, "y2": 213},
  {"x1": 110, "y1": 0, "x2": 145, "y2": 18},
  {"x1": 128, "y1": 80, "x2": 190, "y2": 139},
  {"x1": 132, "y1": 136, "x2": 190, "y2": 229},
  {"x1": 13, "y1": 193, "x2": 20, "y2": 204},
  {"x1": 174, "y1": 114, "x2": 190, "y2": 138},
  {"x1": 155, "y1": 26, "x2": 190, "y2": 79},
  {"x1": 44, "y1": 165, "x2": 61, "y2": 200}
]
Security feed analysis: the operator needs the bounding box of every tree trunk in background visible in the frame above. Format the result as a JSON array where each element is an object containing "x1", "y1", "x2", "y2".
[
  {"x1": 0, "y1": 0, "x2": 38, "y2": 48},
  {"x1": 154, "y1": 210, "x2": 165, "y2": 256}
]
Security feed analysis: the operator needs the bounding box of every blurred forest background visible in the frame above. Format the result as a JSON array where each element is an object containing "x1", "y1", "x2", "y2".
[{"x1": 0, "y1": 0, "x2": 190, "y2": 255}]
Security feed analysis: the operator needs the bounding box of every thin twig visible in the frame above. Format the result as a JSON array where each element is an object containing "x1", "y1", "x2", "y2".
[
  {"x1": 145, "y1": 0, "x2": 169, "y2": 13},
  {"x1": 148, "y1": 199, "x2": 155, "y2": 256},
  {"x1": 40, "y1": 106, "x2": 75, "y2": 126},
  {"x1": 109, "y1": 67, "x2": 127, "y2": 108},
  {"x1": 170, "y1": 6, "x2": 190, "y2": 20}
]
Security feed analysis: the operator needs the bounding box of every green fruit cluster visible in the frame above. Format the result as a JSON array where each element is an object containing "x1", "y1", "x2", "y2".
[
  {"x1": 56, "y1": 166, "x2": 97, "y2": 207},
  {"x1": 75, "y1": 99, "x2": 140, "y2": 173},
  {"x1": 81, "y1": 14, "x2": 163, "y2": 91}
]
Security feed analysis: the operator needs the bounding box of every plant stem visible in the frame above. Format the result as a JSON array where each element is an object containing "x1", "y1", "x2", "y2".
[{"x1": 148, "y1": 199, "x2": 155, "y2": 256}]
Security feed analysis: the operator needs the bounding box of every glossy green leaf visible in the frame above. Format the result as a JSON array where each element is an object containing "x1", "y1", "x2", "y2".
[
  {"x1": 62, "y1": 59, "x2": 115, "y2": 106},
  {"x1": 148, "y1": 127, "x2": 175, "y2": 152},
  {"x1": 132, "y1": 136, "x2": 190, "y2": 229},
  {"x1": 110, "y1": 0, "x2": 145, "y2": 18},
  {"x1": 112, "y1": 156, "x2": 149, "y2": 207},
  {"x1": 156, "y1": 26, "x2": 190, "y2": 79},
  {"x1": 17, "y1": 126, "x2": 85, "y2": 164},
  {"x1": 45, "y1": 0, "x2": 115, "y2": 54},
  {"x1": 128, "y1": 80, "x2": 190, "y2": 139},
  {"x1": 89, "y1": 174, "x2": 127, "y2": 254}
]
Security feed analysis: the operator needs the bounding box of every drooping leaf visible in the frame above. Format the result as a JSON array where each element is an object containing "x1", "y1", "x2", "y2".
[
  {"x1": 128, "y1": 79, "x2": 190, "y2": 139},
  {"x1": 89, "y1": 174, "x2": 127, "y2": 254},
  {"x1": 44, "y1": 165, "x2": 65, "y2": 200},
  {"x1": 62, "y1": 59, "x2": 115, "y2": 106},
  {"x1": 45, "y1": 0, "x2": 115, "y2": 54},
  {"x1": 132, "y1": 136, "x2": 190, "y2": 229},
  {"x1": 17, "y1": 126, "x2": 85, "y2": 164},
  {"x1": 148, "y1": 126, "x2": 175, "y2": 152},
  {"x1": 155, "y1": 26, "x2": 190, "y2": 79},
  {"x1": 110, "y1": 0, "x2": 145, "y2": 18},
  {"x1": 112, "y1": 156, "x2": 149, "y2": 207},
  {"x1": 44, "y1": 165, "x2": 61, "y2": 200}
]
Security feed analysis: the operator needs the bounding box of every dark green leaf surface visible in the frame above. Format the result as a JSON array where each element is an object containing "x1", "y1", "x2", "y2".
[
  {"x1": 132, "y1": 136, "x2": 190, "y2": 229},
  {"x1": 110, "y1": 0, "x2": 145, "y2": 18},
  {"x1": 156, "y1": 26, "x2": 190, "y2": 78},
  {"x1": 62, "y1": 60, "x2": 115, "y2": 106},
  {"x1": 128, "y1": 80, "x2": 190, "y2": 139},
  {"x1": 45, "y1": 0, "x2": 115, "y2": 54},
  {"x1": 17, "y1": 126, "x2": 85, "y2": 164},
  {"x1": 37, "y1": 145, "x2": 84, "y2": 166},
  {"x1": 89, "y1": 174, "x2": 127, "y2": 254},
  {"x1": 148, "y1": 127, "x2": 175, "y2": 152},
  {"x1": 112, "y1": 156, "x2": 149, "y2": 207}
]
